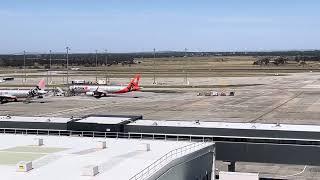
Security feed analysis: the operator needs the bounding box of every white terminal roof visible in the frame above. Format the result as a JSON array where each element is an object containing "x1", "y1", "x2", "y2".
[
  {"x1": 0, "y1": 116, "x2": 132, "y2": 124},
  {"x1": 0, "y1": 116, "x2": 71, "y2": 123},
  {"x1": 129, "y1": 120, "x2": 320, "y2": 133},
  {"x1": 0, "y1": 134, "x2": 195, "y2": 180},
  {"x1": 77, "y1": 116, "x2": 131, "y2": 124}
]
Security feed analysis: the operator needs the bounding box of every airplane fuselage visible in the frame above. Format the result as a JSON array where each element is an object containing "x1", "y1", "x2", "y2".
[
  {"x1": 0, "y1": 79, "x2": 45, "y2": 104},
  {"x1": 69, "y1": 74, "x2": 141, "y2": 97},
  {"x1": 70, "y1": 85, "x2": 129, "y2": 94},
  {"x1": 0, "y1": 90, "x2": 30, "y2": 98}
]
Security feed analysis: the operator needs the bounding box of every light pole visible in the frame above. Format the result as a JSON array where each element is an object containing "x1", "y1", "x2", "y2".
[
  {"x1": 184, "y1": 48, "x2": 187, "y2": 57},
  {"x1": 153, "y1": 48, "x2": 156, "y2": 84},
  {"x1": 184, "y1": 48, "x2": 188, "y2": 85},
  {"x1": 49, "y1": 50, "x2": 52, "y2": 84},
  {"x1": 95, "y1": 50, "x2": 98, "y2": 83},
  {"x1": 66, "y1": 47, "x2": 70, "y2": 86},
  {"x1": 105, "y1": 49, "x2": 108, "y2": 84},
  {"x1": 49, "y1": 50, "x2": 52, "y2": 70},
  {"x1": 23, "y1": 51, "x2": 26, "y2": 84},
  {"x1": 46, "y1": 69, "x2": 49, "y2": 86}
]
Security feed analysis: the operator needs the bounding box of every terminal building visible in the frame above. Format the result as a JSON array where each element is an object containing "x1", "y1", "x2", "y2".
[
  {"x1": 0, "y1": 134, "x2": 214, "y2": 180},
  {"x1": 0, "y1": 115, "x2": 215, "y2": 180},
  {"x1": 1, "y1": 115, "x2": 320, "y2": 179}
]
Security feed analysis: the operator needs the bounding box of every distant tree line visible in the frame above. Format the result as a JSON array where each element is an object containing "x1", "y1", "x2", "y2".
[
  {"x1": 0, "y1": 53, "x2": 135, "y2": 68},
  {"x1": 253, "y1": 55, "x2": 320, "y2": 66},
  {"x1": 1, "y1": 50, "x2": 320, "y2": 67}
]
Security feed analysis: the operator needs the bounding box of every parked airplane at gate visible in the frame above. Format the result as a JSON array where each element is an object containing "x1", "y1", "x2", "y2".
[
  {"x1": 0, "y1": 79, "x2": 46, "y2": 104},
  {"x1": 69, "y1": 74, "x2": 141, "y2": 98}
]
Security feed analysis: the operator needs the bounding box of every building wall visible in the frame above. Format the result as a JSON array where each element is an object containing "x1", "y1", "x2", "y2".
[
  {"x1": 125, "y1": 125, "x2": 320, "y2": 140},
  {"x1": 216, "y1": 142, "x2": 320, "y2": 166},
  {"x1": 67, "y1": 122, "x2": 123, "y2": 132},
  {"x1": 148, "y1": 144, "x2": 215, "y2": 180},
  {"x1": 0, "y1": 121, "x2": 67, "y2": 130},
  {"x1": 219, "y1": 172, "x2": 259, "y2": 180}
]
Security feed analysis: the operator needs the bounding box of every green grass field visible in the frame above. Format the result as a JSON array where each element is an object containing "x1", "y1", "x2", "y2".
[
  {"x1": 0, "y1": 152, "x2": 45, "y2": 165},
  {"x1": 0, "y1": 146, "x2": 67, "y2": 165},
  {"x1": 3, "y1": 146, "x2": 67, "y2": 154}
]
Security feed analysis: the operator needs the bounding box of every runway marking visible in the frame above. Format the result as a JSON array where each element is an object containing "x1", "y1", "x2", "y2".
[{"x1": 249, "y1": 91, "x2": 303, "y2": 123}]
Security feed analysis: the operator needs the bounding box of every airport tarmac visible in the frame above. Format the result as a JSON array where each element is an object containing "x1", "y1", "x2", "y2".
[
  {"x1": 1, "y1": 72, "x2": 320, "y2": 125},
  {"x1": 1, "y1": 72, "x2": 320, "y2": 179}
]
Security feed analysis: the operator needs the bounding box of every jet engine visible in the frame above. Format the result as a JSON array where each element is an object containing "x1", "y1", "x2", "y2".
[{"x1": 85, "y1": 92, "x2": 94, "y2": 96}]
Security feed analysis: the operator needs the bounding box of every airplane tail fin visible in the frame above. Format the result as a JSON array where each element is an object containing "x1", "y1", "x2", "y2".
[
  {"x1": 28, "y1": 79, "x2": 46, "y2": 97},
  {"x1": 127, "y1": 74, "x2": 141, "y2": 91},
  {"x1": 37, "y1": 79, "x2": 46, "y2": 90}
]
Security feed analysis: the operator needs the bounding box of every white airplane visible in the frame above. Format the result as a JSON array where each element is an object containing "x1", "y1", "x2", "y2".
[
  {"x1": 69, "y1": 74, "x2": 141, "y2": 98},
  {"x1": 0, "y1": 79, "x2": 46, "y2": 104}
]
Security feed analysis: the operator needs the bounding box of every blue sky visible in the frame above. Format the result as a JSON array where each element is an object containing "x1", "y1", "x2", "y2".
[{"x1": 0, "y1": 0, "x2": 320, "y2": 53}]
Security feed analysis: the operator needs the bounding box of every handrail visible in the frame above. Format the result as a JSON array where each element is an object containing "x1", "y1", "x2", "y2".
[
  {"x1": 2, "y1": 127, "x2": 320, "y2": 143},
  {"x1": 0, "y1": 128, "x2": 212, "y2": 142},
  {"x1": 2, "y1": 127, "x2": 320, "y2": 149},
  {"x1": 129, "y1": 142, "x2": 212, "y2": 180}
]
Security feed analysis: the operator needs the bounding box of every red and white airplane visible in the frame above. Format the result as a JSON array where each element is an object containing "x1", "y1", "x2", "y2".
[
  {"x1": 0, "y1": 79, "x2": 46, "y2": 104},
  {"x1": 69, "y1": 74, "x2": 141, "y2": 98}
]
